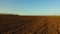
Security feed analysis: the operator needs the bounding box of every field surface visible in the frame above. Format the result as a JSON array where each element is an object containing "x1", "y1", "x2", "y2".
[{"x1": 0, "y1": 14, "x2": 60, "y2": 34}]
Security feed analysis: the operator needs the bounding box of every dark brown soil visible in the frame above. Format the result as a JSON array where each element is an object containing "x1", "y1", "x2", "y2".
[{"x1": 0, "y1": 14, "x2": 60, "y2": 34}]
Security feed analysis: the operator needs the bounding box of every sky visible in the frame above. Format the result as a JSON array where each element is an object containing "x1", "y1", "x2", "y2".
[{"x1": 0, "y1": 0, "x2": 60, "y2": 15}]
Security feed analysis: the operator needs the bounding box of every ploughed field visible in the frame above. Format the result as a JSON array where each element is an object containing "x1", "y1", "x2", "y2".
[{"x1": 0, "y1": 14, "x2": 60, "y2": 34}]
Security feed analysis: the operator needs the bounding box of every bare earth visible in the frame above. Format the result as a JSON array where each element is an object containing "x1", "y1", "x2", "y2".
[{"x1": 0, "y1": 14, "x2": 60, "y2": 34}]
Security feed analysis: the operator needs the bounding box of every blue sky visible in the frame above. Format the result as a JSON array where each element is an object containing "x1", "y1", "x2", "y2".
[{"x1": 0, "y1": 0, "x2": 60, "y2": 15}]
